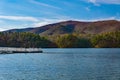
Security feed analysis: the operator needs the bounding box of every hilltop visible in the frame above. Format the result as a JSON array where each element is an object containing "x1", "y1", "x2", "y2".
[{"x1": 4, "y1": 20, "x2": 120, "y2": 36}]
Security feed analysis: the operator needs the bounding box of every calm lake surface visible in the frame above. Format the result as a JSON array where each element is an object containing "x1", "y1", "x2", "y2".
[{"x1": 0, "y1": 48, "x2": 120, "y2": 80}]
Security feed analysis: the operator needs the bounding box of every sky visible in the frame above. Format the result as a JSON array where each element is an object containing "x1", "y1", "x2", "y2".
[{"x1": 0, "y1": 0, "x2": 120, "y2": 31}]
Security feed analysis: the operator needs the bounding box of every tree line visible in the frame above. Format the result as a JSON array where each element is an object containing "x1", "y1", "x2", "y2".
[
  {"x1": 91, "y1": 31, "x2": 120, "y2": 48},
  {"x1": 0, "y1": 31, "x2": 120, "y2": 48},
  {"x1": 0, "y1": 32, "x2": 57, "y2": 48}
]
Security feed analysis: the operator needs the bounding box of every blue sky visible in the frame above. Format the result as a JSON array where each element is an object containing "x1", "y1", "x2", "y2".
[{"x1": 0, "y1": 0, "x2": 120, "y2": 31}]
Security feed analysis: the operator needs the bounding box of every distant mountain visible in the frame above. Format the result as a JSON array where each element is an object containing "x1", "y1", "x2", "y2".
[
  {"x1": 4, "y1": 20, "x2": 120, "y2": 35},
  {"x1": 5, "y1": 28, "x2": 34, "y2": 33}
]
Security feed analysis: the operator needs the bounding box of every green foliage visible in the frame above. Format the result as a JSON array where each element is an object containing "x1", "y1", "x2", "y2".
[
  {"x1": 91, "y1": 31, "x2": 120, "y2": 48},
  {"x1": 0, "y1": 31, "x2": 120, "y2": 48},
  {"x1": 56, "y1": 34, "x2": 92, "y2": 48},
  {"x1": 0, "y1": 32, "x2": 57, "y2": 48}
]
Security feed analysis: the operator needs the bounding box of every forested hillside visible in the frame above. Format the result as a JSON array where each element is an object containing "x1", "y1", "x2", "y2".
[
  {"x1": 0, "y1": 31, "x2": 120, "y2": 48},
  {"x1": 0, "y1": 32, "x2": 57, "y2": 48},
  {"x1": 1, "y1": 20, "x2": 120, "y2": 48}
]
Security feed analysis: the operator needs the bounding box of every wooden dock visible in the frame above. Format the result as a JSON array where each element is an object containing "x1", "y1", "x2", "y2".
[{"x1": 0, "y1": 47, "x2": 43, "y2": 54}]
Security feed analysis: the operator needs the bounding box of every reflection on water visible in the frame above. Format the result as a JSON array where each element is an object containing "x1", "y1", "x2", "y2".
[{"x1": 0, "y1": 48, "x2": 120, "y2": 80}]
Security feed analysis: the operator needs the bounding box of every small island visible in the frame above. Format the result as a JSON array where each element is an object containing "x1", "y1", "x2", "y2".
[{"x1": 0, "y1": 47, "x2": 43, "y2": 54}]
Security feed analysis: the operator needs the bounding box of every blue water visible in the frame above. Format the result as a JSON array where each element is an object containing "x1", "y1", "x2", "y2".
[{"x1": 0, "y1": 48, "x2": 120, "y2": 80}]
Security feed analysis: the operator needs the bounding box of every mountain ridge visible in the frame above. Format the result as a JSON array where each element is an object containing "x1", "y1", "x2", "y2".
[{"x1": 3, "y1": 20, "x2": 120, "y2": 36}]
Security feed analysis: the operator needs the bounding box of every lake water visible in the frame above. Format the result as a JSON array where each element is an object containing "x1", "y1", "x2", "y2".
[{"x1": 0, "y1": 48, "x2": 120, "y2": 80}]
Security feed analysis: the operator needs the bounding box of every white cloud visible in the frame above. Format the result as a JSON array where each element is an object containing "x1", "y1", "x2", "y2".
[
  {"x1": 0, "y1": 16, "x2": 119, "y2": 31},
  {"x1": 0, "y1": 20, "x2": 4, "y2": 23},
  {"x1": 99, "y1": 0, "x2": 120, "y2": 4},
  {"x1": 33, "y1": 16, "x2": 120, "y2": 27},
  {"x1": 88, "y1": 0, "x2": 100, "y2": 6},
  {"x1": 72, "y1": 16, "x2": 119, "y2": 22},
  {"x1": 87, "y1": 0, "x2": 120, "y2": 4},
  {"x1": 32, "y1": 15, "x2": 71, "y2": 27},
  {"x1": 89, "y1": 0, "x2": 96, "y2": 3},
  {"x1": 85, "y1": 7, "x2": 90, "y2": 11},
  {"x1": 0, "y1": 28, "x2": 7, "y2": 31},
  {"x1": 29, "y1": 0, "x2": 61, "y2": 9},
  {"x1": 0, "y1": 15, "x2": 39, "y2": 22},
  {"x1": 33, "y1": 18, "x2": 69, "y2": 27}
]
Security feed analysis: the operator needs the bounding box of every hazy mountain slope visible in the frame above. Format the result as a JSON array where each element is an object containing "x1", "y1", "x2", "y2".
[
  {"x1": 4, "y1": 28, "x2": 34, "y2": 33},
  {"x1": 38, "y1": 20, "x2": 120, "y2": 35},
  {"x1": 4, "y1": 20, "x2": 120, "y2": 35}
]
